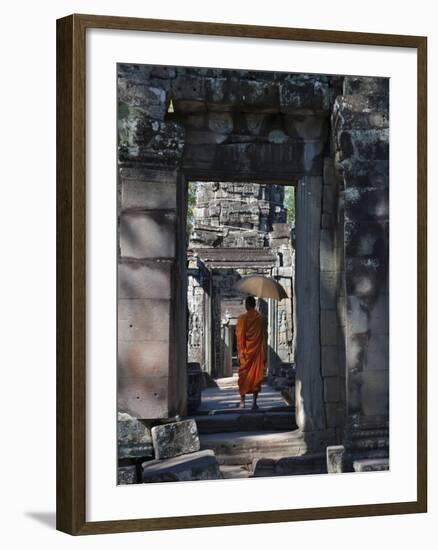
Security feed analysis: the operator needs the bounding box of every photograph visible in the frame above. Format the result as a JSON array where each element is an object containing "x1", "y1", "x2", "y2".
[{"x1": 116, "y1": 63, "x2": 390, "y2": 485}]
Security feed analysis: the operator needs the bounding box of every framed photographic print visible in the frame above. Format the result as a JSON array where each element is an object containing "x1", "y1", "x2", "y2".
[{"x1": 56, "y1": 14, "x2": 427, "y2": 535}]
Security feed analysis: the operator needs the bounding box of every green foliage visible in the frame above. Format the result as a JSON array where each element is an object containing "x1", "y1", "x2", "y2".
[{"x1": 284, "y1": 186, "x2": 295, "y2": 224}]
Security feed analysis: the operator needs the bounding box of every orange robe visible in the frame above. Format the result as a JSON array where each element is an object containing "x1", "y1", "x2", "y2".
[{"x1": 236, "y1": 309, "x2": 267, "y2": 396}]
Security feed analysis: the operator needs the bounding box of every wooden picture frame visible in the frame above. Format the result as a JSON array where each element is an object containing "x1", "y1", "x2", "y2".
[{"x1": 56, "y1": 13, "x2": 427, "y2": 535}]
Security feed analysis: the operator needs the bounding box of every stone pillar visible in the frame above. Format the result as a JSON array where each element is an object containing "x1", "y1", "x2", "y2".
[
  {"x1": 267, "y1": 296, "x2": 278, "y2": 370},
  {"x1": 320, "y1": 158, "x2": 346, "y2": 439},
  {"x1": 117, "y1": 64, "x2": 186, "y2": 419},
  {"x1": 333, "y1": 76, "x2": 389, "y2": 460},
  {"x1": 295, "y1": 176, "x2": 326, "y2": 432},
  {"x1": 222, "y1": 324, "x2": 233, "y2": 378}
]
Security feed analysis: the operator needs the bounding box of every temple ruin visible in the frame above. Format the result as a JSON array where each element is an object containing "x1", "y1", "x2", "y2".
[
  {"x1": 187, "y1": 181, "x2": 294, "y2": 380},
  {"x1": 117, "y1": 65, "x2": 389, "y2": 482}
]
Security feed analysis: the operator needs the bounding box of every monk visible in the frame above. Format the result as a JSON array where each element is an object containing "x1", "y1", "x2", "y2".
[{"x1": 236, "y1": 296, "x2": 267, "y2": 410}]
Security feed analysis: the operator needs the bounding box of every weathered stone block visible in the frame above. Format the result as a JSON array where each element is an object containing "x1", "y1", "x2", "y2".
[
  {"x1": 185, "y1": 129, "x2": 228, "y2": 145},
  {"x1": 345, "y1": 188, "x2": 389, "y2": 223},
  {"x1": 118, "y1": 81, "x2": 167, "y2": 119},
  {"x1": 346, "y1": 333, "x2": 368, "y2": 373},
  {"x1": 207, "y1": 112, "x2": 234, "y2": 134},
  {"x1": 325, "y1": 403, "x2": 344, "y2": 428},
  {"x1": 207, "y1": 78, "x2": 280, "y2": 112},
  {"x1": 346, "y1": 295, "x2": 369, "y2": 337},
  {"x1": 346, "y1": 257, "x2": 388, "y2": 297},
  {"x1": 118, "y1": 63, "x2": 153, "y2": 81},
  {"x1": 187, "y1": 363, "x2": 202, "y2": 413},
  {"x1": 252, "y1": 458, "x2": 276, "y2": 477},
  {"x1": 118, "y1": 412, "x2": 154, "y2": 459},
  {"x1": 320, "y1": 230, "x2": 336, "y2": 271},
  {"x1": 119, "y1": 212, "x2": 176, "y2": 259},
  {"x1": 118, "y1": 465, "x2": 138, "y2": 485},
  {"x1": 275, "y1": 454, "x2": 327, "y2": 475},
  {"x1": 240, "y1": 113, "x2": 267, "y2": 136},
  {"x1": 323, "y1": 157, "x2": 337, "y2": 187},
  {"x1": 320, "y1": 271, "x2": 337, "y2": 309},
  {"x1": 285, "y1": 116, "x2": 328, "y2": 140},
  {"x1": 118, "y1": 116, "x2": 185, "y2": 166},
  {"x1": 345, "y1": 221, "x2": 388, "y2": 257},
  {"x1": 361, "y1": 370, "x2": 389, "y2": 416},
  {"x1": 295, "y1": 176, "x2": 325, "y2": 432},
  {"x1": 338, "y1": 129, "x2": 389, "y2": 163},
  {"x1": 170, "y1": 75, "x2": 208, "y2": 111},
  {"x1": 118, "y1": 261, "x2": 172, "y2": 299},
  {"x1": 323, "y1": 183, "x2": 336, "y2": 214},
  {"x1": 353, "y1": 458, "x2": 389, "y2": 472},
  {"x1": 142, "y1": 449, "x2": 221, "y2": 483},
  {"x1": 321, "y1": 213, "x2": 334, "y2": 229},
  {"x1": 343, "y1": 76, "x2": 389, "y2": 96},
  {"x1": 280, "y1": 76, "x2": 331, "y2": 114},
  {"x1": 364, "y1": 333, "x2": 389, "y2": 370},
  {"x1": 337, "y1": 296, "x2": 346, "y2": 327},
  {"x1": 333, "y1": 96, "x2": 389, "y2": 134},
  {"x1": 271, "y1": 223, "x2": 292, "y2": 239},
  {"x1": 324, "y1": 376, "x2": 341, "y2": 403},
  {"x1": 118, "y1": 299, "x2": 171, "y2": 342},
  {"x1": 321, "y1": 346, "x2": 339, "y2": 377},
  {"x1": 334, "y1": 94, "x2": 389, "y2": 121},
  {"x1": 369, "y1": 293, "x2": 389, "y2": 336},
  {"x1": 326, "y1": 445, "x2": 345, "y2": 473},
  {"x1": 183, "y1": 141, "x2": 324, "y2": 180},
  {"x1": 150, "y1": 66, "x2": 176, "y2": 79},
  {"x1": 118, "y1": 340, "x2": 170, "y2": 378},
  {"x1": 341, "y1": 159, "x2": 389, "y2": 189},
  {"x1": 320, "y1": 309, "x2": 338, "y2": 345},
  {"x1": 121, "y1": 179, "x2": 176, "y2": 212},
  {"x1": 151, "y1": 419, "x2": 200, "y2": 459},
  {"x1": 118, "y1": 375, "x2": 169, "y2": 419}
]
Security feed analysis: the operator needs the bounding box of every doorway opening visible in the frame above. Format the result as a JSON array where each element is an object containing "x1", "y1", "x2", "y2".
[{"x1": 186, "y1": 180, "x2": 296, "y2": 398}]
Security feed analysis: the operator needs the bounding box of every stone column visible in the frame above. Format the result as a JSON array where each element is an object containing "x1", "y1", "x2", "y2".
[
  {"x1": 333, "y1": 76, "x2": 389, "y2": 461},
  {"x1": 117, "y1": 64, "x2": 186, "y2": 419},
  {"x1": 222, "y1": 324, "x2": 233, "y2": 378},
  {"x1": 295, "y1": 176, "x2": 326, "y2": 432}
]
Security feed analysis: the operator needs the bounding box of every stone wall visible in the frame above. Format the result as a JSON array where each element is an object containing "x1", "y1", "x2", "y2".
[
  {"x1": 269, "y1": 223, "x2": 295, "y2": 364},
  {"x1": 117, "y1": 63, "x2": 389, "y2": 458},
  {"x1": 117, "y1": 63, "x2": 337, "y2": 425},
  {"x1": 117, "y1": 65, "x2": 188, "y2": 419},
  {"x1": 332, "y1": 76, "x2": 389, "y2": 461}
]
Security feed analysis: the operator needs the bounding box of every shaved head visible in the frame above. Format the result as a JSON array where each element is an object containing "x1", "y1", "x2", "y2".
[{"x1": 245, "y1": 296, "x2": 256, "y2": 310}]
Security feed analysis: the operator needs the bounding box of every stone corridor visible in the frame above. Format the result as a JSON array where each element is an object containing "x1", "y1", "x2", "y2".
[
  {"x1": 117, "y1": 64, "x2": 390, "y2": 484},
  {"x1": 191, "y1": 376, "x2": 300, "y2": 478}
]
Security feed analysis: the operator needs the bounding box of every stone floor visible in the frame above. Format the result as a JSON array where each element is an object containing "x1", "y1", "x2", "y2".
[
  {"x1": 198, "y1": 375, "x2": 288, "y2": 413},
  {"x1": 189, "y1": 376, "x2": 304, "y2": 478}
]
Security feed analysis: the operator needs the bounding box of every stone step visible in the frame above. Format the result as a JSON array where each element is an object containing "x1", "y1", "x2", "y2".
[
  {"x1": 141, "y1": 449, "x2": 222, "y2": 483},
  {"x1": 200, "y1": 429, "x2": 307, "y2": 466},
  {"x1": 191, "y1": 411, "x2": 296, "y2": 434},
  {"x1": 214, "y1": 376, "x2": 239, "y2": 389},
  {"x1": 353, "y1": 458, "x2": 389, "y2": 472},
  {"x1": 195, "y1": 405, "x2": 294, "y2": 416},
  {"x1": 252, "y1": 453, "x2": 327, "y2": 477},
  {"x1": 219, "y1": 464, "x2": 251, "y2": 479}
]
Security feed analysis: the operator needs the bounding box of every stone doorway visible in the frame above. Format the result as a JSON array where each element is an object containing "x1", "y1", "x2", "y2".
[
  {"x1": 186, "y1": 180, "x2": 295, "y2": 384},
  {"x1": 117, "y1": 64, "x2": 389, "y2": 482}
]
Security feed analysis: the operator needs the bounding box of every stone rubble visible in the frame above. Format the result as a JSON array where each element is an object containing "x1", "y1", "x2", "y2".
[
  {"x1": 142, "y1": 449, "x2": 222, "y2": 483},
  {"x1": 151, "y1": 418, "x2": 200, "y2": 460}
]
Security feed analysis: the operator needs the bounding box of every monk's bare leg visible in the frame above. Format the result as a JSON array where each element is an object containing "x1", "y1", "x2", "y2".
[
  {"x1": 252, "y1": 392, "x2": 259, "y2": 410},
  {"x1": 238, "y1": 394, "x2": 246, "y2": 408}
]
